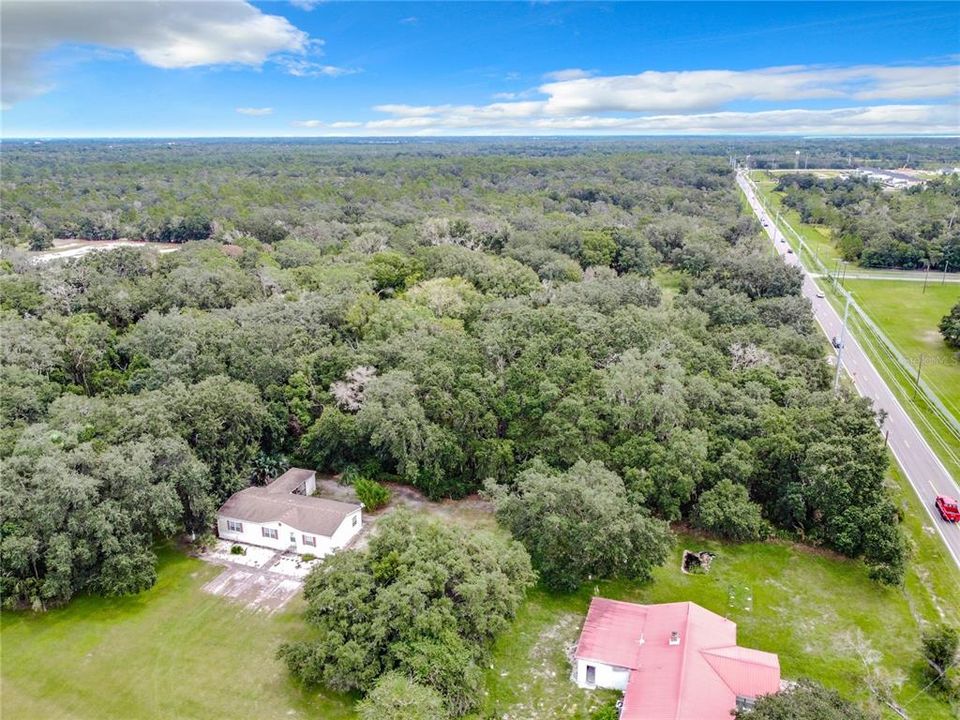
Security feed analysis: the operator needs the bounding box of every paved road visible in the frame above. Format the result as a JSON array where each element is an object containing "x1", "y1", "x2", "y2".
[
  {"x1": 738, "y1": 171, "x2": 960, "y2": 568},
  {"x1": 811, "y1": 272, "x2": 960, "y2": 284}
]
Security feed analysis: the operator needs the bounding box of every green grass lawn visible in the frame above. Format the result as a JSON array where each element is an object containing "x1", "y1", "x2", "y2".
[
  {"x1": 845, "y1": 279, "x2": 960, "y2": 419},
  {"x1": 0, "y1": 547, "x2": 356, "y2": 720},
  {"x1": 752, "y1": 173, "x2": 843, "y2": 268}
]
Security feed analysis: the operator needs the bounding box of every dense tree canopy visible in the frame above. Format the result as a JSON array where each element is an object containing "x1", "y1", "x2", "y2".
[
  {"x1": 775, "y1": 173, "x2": 960, "y2": 270},
  {"x1": 486, "y1": 460, "x2": 674, "y2": 592},
  {"x1": 1, "y1": 142, "x2": 910, "y2": 607},
  {"x1": 277, "y1": 511, "x2": 534, "y2": 716}
]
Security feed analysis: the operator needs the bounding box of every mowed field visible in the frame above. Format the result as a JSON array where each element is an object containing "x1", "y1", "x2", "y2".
[
  {"x1": 4, "y1": 474, "x2": 959, "y2": 720},
  {"x1": 0, "y1": 548, "x2": 356, "y2": 720},
  {"x1": 845, "y1": 279, "x2": 960, "y2": 419}
]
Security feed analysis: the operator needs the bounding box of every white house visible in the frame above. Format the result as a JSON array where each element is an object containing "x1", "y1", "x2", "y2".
[{"x1": 217, "y1": 468, "x2": 362, "y2": 556}]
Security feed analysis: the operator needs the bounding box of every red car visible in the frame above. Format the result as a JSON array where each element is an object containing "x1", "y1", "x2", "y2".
[{"x1": 935, "y1": 495, "x2": 960, "y2": 522}]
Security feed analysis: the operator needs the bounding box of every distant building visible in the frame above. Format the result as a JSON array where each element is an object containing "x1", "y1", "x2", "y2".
[
  {"x1": 217, "y1": 468, "x2": 362, "y2": 555},
  {"x1": 856, "y1": 167, "x2": 924, "y2": 190},
  {"x1": 574, "y1": 598, "x2": 780, "y2": 719}
]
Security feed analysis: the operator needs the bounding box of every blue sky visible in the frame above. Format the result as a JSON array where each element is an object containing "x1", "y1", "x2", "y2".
[{"x1": 2, "y1": 1, "x2": 958, "y2": 137}]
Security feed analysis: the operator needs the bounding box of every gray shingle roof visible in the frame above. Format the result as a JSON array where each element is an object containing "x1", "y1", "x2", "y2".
[{"x1": 219, "y1": 468, "x2": 360, "y2": 537}]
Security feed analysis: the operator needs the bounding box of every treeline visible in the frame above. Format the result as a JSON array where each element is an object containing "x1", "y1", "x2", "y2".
[
  {"x1": 3, "y1": 138, "x2": 958, "y2": 247},
  {"x1": 0, "y1": 147, "x2": 907, "y2": 610},
  {"x1": 776, "y1": 173, "x2": 960, "y2": 270}
]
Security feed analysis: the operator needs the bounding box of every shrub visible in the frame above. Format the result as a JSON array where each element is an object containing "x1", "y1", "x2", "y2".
[
  {"x1": 230, "y1": 544, "x2": 246, "y2": 556},
  {"x1": 940, "y1": 302, "x2": 960, "y2": 349},
  {"x1": 922, "y1": 624, "x2": 960, "y2": 691},
  {"x1": 591, "y1": 702, "x2": 620, "y2": 720},
  {"x1": 301, "y1": 553, "x2": 317, "y2": 562},
  {"x1": 354, "y1": 476, "x2": 391, "y2": 511},
  {"x1": 734, "y1": 678, "x2": 876, "y2": 719},
  {"x1": 357, "y1": 671, "x2": 449, "y2": 720},
  {"x1": 693, "y1": 479, "x2": 767, "y2": 542}
]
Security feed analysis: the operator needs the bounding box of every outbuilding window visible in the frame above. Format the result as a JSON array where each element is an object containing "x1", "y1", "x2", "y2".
[
  {"x1": 262, "y1": 527, "x2": 279, "y2": 540},
  {"x1": 226, "y1": 520, "x2": 243, "y2": 533},
  {"x1": 352, "y1": 515, "x2": 358, "y2": 526},
  {"x1": 303, "y1": 535, "x2": 316, "y2": 547},
  {"x1": 585, "y1": 665, "x2": 596, "y2": 685}
]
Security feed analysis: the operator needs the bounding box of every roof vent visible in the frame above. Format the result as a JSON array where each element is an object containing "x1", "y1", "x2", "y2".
[
  {"x1": 669, "y1": 631, "x2": 681, "y2": 646},
  {"x1": 638, "y1": 632, "x2": 645, "y2": 646}
]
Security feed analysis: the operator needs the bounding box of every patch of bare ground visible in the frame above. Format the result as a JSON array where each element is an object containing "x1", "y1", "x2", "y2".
[{"x1": 313, "y1": 477, "x2": 497, "y2": 551}]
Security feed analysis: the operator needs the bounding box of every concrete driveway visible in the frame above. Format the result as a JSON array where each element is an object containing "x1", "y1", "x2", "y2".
[{"x1": 198, "y1": 540, "x2": 320, "y2": 612}]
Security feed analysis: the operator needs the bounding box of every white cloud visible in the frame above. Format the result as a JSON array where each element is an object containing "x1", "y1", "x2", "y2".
[
  {"x1": 2, "y1": 1, "x2": 308, "y2": 108},
  {"x1": 542, "y1": 68, "x2": 593, "y2": 82},
  {"x1": 277, "y1": 58, "x2": 359, "y2": 78},
  {"x1": 290, "y1": 119, "x2": 363, "y2": 129},
  {"x1": 236, "y1": 107, "x2": 273, "y2": 116},
  {"x1": 538, "y1": 64, "x2": 960, "y2": 114},
  {"x1": 319, "y1": 103, "x2": 960, "y2": 136},
  {"x1": 399, "y1": 17, "x2": 419, "y2": 25},
  {"x1": 289, "y1": 0, "x2": 325, "y2": 10},
  {"x1": 342, "y1": 63, "x2": 959, "y2": 136}
]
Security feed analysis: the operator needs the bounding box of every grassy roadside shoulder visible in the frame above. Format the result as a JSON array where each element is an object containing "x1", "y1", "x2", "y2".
[{"x1": 746, "y1": 171, "x2": 960, "y2": 482}]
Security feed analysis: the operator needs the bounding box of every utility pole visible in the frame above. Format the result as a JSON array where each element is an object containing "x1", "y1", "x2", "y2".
[
  {"x1": 834, "y1": 294, "x2": 851, "y2": 391},
  {"x1": 913, "y1": 354, "x2": 925, "y2": 399},
  {"x1": 943, "y1": 260, "x2": 950, "y2": 285}
]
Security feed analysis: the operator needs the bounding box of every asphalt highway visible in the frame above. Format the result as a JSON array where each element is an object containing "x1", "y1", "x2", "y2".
[{"x1": 737, "y1": 172, "x2": 960, "y2": 568}]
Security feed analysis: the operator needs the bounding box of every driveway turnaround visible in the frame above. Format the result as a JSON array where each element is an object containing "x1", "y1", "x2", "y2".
[{"x1": 199, "y1": 541, "x2": 319, "y2": 612}]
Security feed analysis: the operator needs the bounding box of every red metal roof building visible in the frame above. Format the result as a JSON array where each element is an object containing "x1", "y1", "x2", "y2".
[{"x1": 574, "y1": 598, "x2": 780, "y2": 720}]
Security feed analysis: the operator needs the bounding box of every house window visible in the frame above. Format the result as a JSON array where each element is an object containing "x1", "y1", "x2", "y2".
[
  {"x1": 585, "y1": 665, "x2": 596, "y2": 685},
  {"x1": 302, "y1": 535, "x2": 316, "y2": 547},
  {"x1": 262, "y1": 527, "x2": 279, "y2": 540},
  {"x1": 736, "y1": 696, "x2": 756, "y2": 711},
  {"x1": 352, "y1": 515, "x2": 358, "y2": 526},
  {"x1": 226, "y1": 520, "x2": 243, "y2": 533}
]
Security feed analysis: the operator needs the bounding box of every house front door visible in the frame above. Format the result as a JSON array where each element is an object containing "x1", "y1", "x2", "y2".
[{"x1": 290, "y1": 532, "x2": 296, "y2": 544}]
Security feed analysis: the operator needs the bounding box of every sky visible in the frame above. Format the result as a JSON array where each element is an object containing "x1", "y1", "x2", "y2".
[{"x1": 1, "y1": 1, "x2": 958, "y2": 138}]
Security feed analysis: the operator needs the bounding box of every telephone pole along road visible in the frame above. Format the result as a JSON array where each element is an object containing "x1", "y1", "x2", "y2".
[{"x1": 736, "y1": 170, "x2": 960, "y2": 569}]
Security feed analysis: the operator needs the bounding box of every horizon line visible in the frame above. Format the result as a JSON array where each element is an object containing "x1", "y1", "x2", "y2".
[{"x1": 4, "y1": 134, "x2": 959, "y2": 142}]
